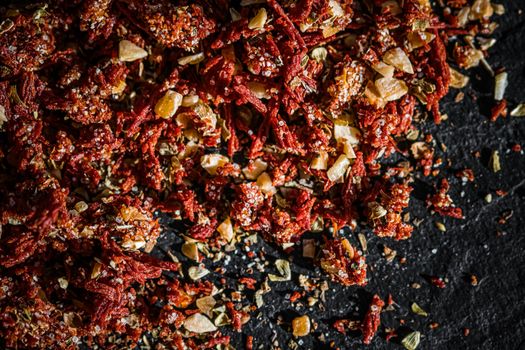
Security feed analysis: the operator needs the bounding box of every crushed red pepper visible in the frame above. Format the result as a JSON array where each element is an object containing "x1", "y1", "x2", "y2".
[
  {"x1": 427, "y1": 179, "x2": 464, "y2": 219},
  {"x1": 490, "y1": 99, "x2": 507, "y2": 122},
  {"x1": 0, "y1": 0, "x2": 505, "y2": 348},
  {"x1": 362, "y1": 295, "x2": 385, "y2": 345},
  {"x1": 429, "y1": 276, "x2": 447, "y2": 289}
]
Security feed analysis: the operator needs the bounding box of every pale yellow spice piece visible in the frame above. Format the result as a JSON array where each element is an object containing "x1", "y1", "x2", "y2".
[
  {"x1": 292, "y1": 315, "x2": 311, "y2": 337},
  {"x1": 118, "y1": 40, "x2": 148, "y2": 62},
  {"x1": 155, "y1": 90, "x2": 183, "y2": 119}
]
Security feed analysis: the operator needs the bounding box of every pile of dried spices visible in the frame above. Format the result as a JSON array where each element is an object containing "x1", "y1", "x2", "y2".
[{"x1": 0, "y1": 0, "x2": 506, "y2": 348}]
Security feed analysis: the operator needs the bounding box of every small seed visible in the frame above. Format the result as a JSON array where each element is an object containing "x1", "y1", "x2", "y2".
[
  {"x1": 310, "y1": 47, "x2": 328, "y2": 62},
  {"x1": 302, "y1": 239, "x2": 316, "y2": 258},
  {"x1": 406, "y1": 129, "x2": 419, "y2": 141},
  {"x1": 178, "y1": 52, "x2": 205, "y2": 66},
  {"x1": 449, "y1": 67, "x2": 470, "y2": 89},
  {"x1": 435, "y1": 221, "x2": 446, "y2": 232},
  {"x1": 358, "y1": 233, "x2": 367, "y2": 252},
  {"x1": 494, "y1": 72, "x2": 508, "y2": 101},
  {"x1": 58, "y1": 277, "x2": 69, "y2": 289},
  {"x1": 0, "y1": 19, "x2": 14, "y2": 34},
  {"x1": 492, "y1": 3, "x2": 505, "y2": 15},
  {"x1": 489, "y1": 150, "x2": 501, "y2": 173},
  {"x1": 91, "y1": 262, "x2": 102, "y2": 279},
  {"x1": 74, "y1": 201, "x2": 88, "y2": 213},
  {"x1": 307, "y1": 297, "x2": 318, "y2": 307},
  {"x1": 0, "y1": 105, "x2": 6, "y2": 129},
  {"x1": 247, "y1": 81, "x2": 271, "y2": 99}
]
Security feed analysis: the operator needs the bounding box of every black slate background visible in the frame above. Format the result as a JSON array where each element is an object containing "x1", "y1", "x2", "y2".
[{"x1": 152, "y1": 3, "x2": 525, "y2": 350}]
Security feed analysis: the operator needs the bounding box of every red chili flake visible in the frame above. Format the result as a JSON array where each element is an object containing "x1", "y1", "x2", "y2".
[
  {"x1": 387, "y1": 294, "x2": 394, "y2": 306},
  {"x1": 495, "y1": 189, "x2": 508, "y2": 197},
  {"x1": 125, "y1": 2, "x2": 216, "y2": 50},
  {"x1": 455, "y1": 168, "x2": 475, "y2": 182},
  {"x1": 370, "y1": 183, "x2": 414, "y2": 240},
  {"x1": 289, "y1": 291, "x2": 303, "y2": 303},
  {"x1": 362, "y1": 295, "x2": 385, "y2": 345},
  {"x1": 226, "y1": 302, "x2": 249, "y2": 332},
  {"x1": 320, "y1": 238, "x2": 367, "y2": 286},
  {"x1": 333, "y1": 320, "x2": 348, "y2": 334},
  {"x1": 426, "y1": 31, "x2": 451, "y2": 124},
  {"x1": 427, "y1": 179, "x2": 464, "y2": 219},
  {"x1": 246, "y1": 335, "x2": 254, "y2": 350},
  {"x1": 490, "y1": 99, "x2": 507, "y2": 122},
  {"x1": 239, "y1": 277, "x2": 257, "y2": 290},
  {"x1": 470, "y1": 274, "x2": 479, "y2": 286},
  {"x1": 188, "y1": 219, "x2": 218, "y2": 241},
  {"x1": 512, "y1": 144, "x2": 522, "y2": 152},
  {"x1": 429, "y1": 276, "x2": 447, "y2": 289},
  {"x1": 200, "y1": 335, "x2": 231, "y2": 349},
  {"x1": 497, "y1": 210, "x2": 513, "y2": 225},
  {"x1": 385, "y1": 328, "x2": 398, "y2": 342},
  {"x1": 231, "y1": 183, "x2": 265, "y2": 228}
]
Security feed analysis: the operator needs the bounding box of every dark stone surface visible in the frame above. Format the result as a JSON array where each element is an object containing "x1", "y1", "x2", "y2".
[{"x1": 153, "y1": 3, "x2": 525, "y2": 349}]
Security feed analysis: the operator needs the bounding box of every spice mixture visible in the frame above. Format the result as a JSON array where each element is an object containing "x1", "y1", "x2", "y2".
[{"x1": 0, "y1": 0, "x2": 509, "y2": 349}]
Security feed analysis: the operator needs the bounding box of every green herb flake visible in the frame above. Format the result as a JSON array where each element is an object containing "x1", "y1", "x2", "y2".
[
  {"x1": 411, "y1": 302, "x2": 428, "y2": 317},
  {"x1": 402, "y1": 331, "x2": 421, "y2": 350}
]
